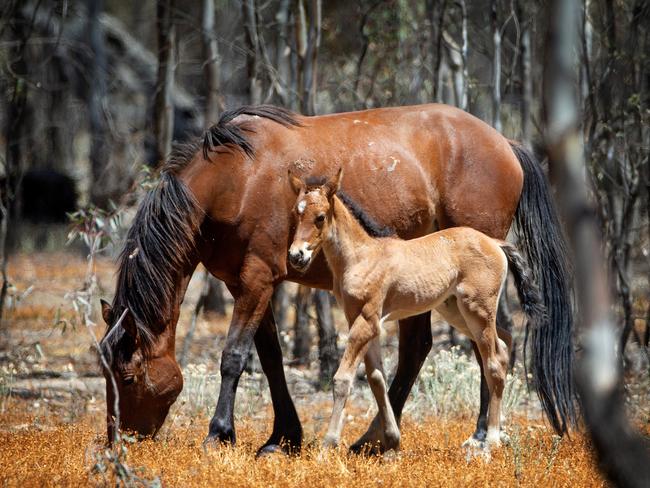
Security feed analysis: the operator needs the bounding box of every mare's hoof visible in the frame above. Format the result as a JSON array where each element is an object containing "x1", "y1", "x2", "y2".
[
  {"x1": 256, "y1": 444, "x2": 287, "y2": 458},
  {"x1": 202, "y1": 435, "x2": 233, "y2": 452},
  {"x1": 349, "y1": 440, "x2": 384, "y2": 457}
]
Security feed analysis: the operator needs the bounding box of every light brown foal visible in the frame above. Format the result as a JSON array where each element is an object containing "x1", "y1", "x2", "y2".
[{"x1": 288, "y1": 168, "x2": 545, "y2": 454}]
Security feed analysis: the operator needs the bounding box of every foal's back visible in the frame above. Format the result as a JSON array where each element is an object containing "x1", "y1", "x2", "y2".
[{"x1": 379, "y1": 227, "x2": 507, "y2": 322}]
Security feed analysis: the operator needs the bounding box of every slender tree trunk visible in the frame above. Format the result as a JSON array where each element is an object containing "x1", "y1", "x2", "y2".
[
  {"x1": 295, "y1": 0, "x2": 321, "y2": 115},
  {"x1": 491, "y1": 0, "x2": 502, "y2": 131},
  {"x1": 86, "y1": 0, "x2": 111, "y2": 207},
  {"x1": 292, "y1": 285, "x2": 311, "y2": 365},
  {"x1": 275, "y1": 0, "x2": 291, "y2": 105},
  {"x1": 202, "y1": 0, "x2": 221, "y2": 126},
  {"x1": 202, "y1": 275, "x2": 227, "y2": 316},
  {"x1": 520, "y1": 1, "x2": 533, "y2": 145},
  {"x1": 272, "y1": 283, "x2": 290, "y2": 333},
  {"x1": 0, "y1": 6, "x2": 30, "y2": 324},
  {"x1": 313, "y1": 290, "x2": 339, "y2": 388},
  {"x1": 154, "y1": 0, "x2": 176, "y2": 165},
  {"x1": 242, "y1": 0, "x2": 262, "y2": 105},
  {"x1": 458, "y1": 0, "x2": 469, "y2": 111}
]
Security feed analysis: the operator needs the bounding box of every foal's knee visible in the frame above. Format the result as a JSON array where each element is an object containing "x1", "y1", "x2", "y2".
[{"x1": 332, "y1": 375, "x2": 353, "y2": 400}]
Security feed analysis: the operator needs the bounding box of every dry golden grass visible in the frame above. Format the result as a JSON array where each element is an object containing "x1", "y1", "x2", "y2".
[
  {"x1": 0, "y1": 408, "x2": 606, "y2": 488},
  {"x1": 1, "y1": 251, "x2": 643, "y2": 487}
]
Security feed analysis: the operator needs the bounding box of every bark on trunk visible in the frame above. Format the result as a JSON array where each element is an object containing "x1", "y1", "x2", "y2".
[
  {"x1": 153, "y1": 0, "x2": 176, "y2": 165},
  {"x1": 87, "y1": 0, "x2": 111, "y2": 207},
  {"x1": 202, "y1": 0, "x2": 221, "y2": 125},
  {"x1": 313, "y1": 290, "x2": 339, "y2": 388},
  {"x1": 292, "y1": 285, "x2": 311, "y2": 365},
  {"x1": 242, "y1": 0, "x2": 262, "y2": 105},
  {"x1": 491, "y1": 0, "x2": 502, "y2": 131},
  {"x1": 544, "y1": 0, "x2": 650, "y2": 484}
]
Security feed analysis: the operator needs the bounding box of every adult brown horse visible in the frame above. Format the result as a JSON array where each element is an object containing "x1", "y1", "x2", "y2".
[{"x1": 99, "y1": 104, "x2": 574, "y2": 455}]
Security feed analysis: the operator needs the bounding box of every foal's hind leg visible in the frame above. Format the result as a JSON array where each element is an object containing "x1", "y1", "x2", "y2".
[
  {"x1": 364, "y1": 338, "x2": 400, "y2": 452},
  {"x1": 323, "y1": 313, "x2": 379, "y2": 449},
  {"x1": 457, "y1": 297, "x2": 508, "y2": 449}
]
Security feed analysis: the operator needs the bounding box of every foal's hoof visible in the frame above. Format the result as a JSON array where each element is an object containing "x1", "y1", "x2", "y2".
[
  {"x1": 462, "y1": 436, "x2": 491, "y2": 462},
  {"x1": 349, "y1": 440, "x2": 384, "y2": 457}
]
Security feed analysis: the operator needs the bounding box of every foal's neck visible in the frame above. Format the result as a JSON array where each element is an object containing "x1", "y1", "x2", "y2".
[{"x1": 322, "y1": 195, "x2": 376, "y2": 277}]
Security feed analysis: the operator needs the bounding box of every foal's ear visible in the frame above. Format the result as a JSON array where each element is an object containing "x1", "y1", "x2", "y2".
[
  {"x1": 288, "y1": 169, "x2": 304, "y2": 195},
  {"x1": 325, "y1": 167, "x2": 343, "y2": 198},
  {"x1": 100, "y1": 299, "x2": 113, "y2": 324}
]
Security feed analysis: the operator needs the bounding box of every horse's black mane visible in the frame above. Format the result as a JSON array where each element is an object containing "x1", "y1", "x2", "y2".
[
  {"x1": 102, "y1": 105, "x2": 300, "y2": 360},
  {"x1": 201, "y1": 105, "x2": 300, "y2": 161},
  {"x1": 336, "y1": 190, "x2": 395, "y2": 238}
]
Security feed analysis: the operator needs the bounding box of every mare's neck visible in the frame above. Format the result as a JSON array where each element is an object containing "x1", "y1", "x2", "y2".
[{"x1": 322, "y1": 195, "x2": 376, "y2": 278}]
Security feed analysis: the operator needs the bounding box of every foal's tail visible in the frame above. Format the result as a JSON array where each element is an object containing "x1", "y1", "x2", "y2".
[
  {"x1": 509, "y1": 142, "x2": 576, "y2": 435},
  {"x1": 499, "y1": 242, "x2": 546, "y2": 324}
]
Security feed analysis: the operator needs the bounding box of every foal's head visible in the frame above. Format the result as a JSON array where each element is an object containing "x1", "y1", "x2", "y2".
[{"x1": 287, "y1": 168, "x2": 342, "y2": 272}]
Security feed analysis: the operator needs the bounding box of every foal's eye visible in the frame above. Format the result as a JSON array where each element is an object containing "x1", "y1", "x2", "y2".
[{"x1": 315, "y1": 214, "x2": 326, "y2": 226}]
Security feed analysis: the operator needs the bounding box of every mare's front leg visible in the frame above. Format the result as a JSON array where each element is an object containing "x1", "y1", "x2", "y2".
[
  {"x1": 255, "y1": 304, "x2": 302, "y2": 455},
  {"x1": 323, "y1": 312, "x2": 379, "y2": 449},
  {"x1": 204, "y1": 255, "x2": 295, "y2": 450},
  {"x1": 351, "y1": 312, "x2": 432, "y2": 454}
]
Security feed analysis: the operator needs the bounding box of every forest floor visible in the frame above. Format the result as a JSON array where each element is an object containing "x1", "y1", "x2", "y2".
[{"x1": 1, "y1": 252, "x2": 648, "y2": 487}]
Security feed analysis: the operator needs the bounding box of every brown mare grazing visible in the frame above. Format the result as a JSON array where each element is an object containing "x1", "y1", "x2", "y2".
[
  {"x1": 288, "y1": 169, "x2": 545, "y2": 452},
  {"x1": 99, "y1": 104, "x2": 574, "y2": 456}
]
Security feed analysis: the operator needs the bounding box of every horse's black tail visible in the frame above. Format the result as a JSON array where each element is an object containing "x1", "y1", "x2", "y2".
[
  {"x1": 510, "y1": 142, "x2": 576, "y2": 435},
  {"x1": 500, "y1": 242, "x2": 546, "y2": 325}
]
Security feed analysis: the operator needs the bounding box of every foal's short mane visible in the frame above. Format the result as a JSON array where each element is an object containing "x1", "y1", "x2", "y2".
[
  {"x1": 102, "y1": 105, "x2": 300, "y2": 360},
  {"x1": 336, "y1": 191, "x2": 395, "y2": 238}
]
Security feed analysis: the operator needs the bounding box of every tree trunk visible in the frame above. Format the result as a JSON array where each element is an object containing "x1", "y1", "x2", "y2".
[
  {"x1": 544, "y1": 0, "x2": 650, "y2": 483},
  {"x1": 295, "y1": 0, "x2": 321, "y2": 115},
  {"x1": 519, "y1": 2, "x2": 533, "y2": 145},
  {"x1": 242, "y1": 0, "x2": 262, "y2": 105},
  {"x1": 313, "y1": 290, "x2": 339, "y2": 388},
  {"x1": 202, "y1": 0, "x2": 221, "y2": 126},
  {"x1": 153, "y1": 0, "x2": 176, "y2": 165},
  {"x1": 272, "y1": 283, "x2": 291, "y2": 333},
  {"x1": 458, "y1": 0, "x2": 469, "y2": 111},
  {"x1": 202, "y1": 275, "x2": 227, "y2": 316},
  {"x1": 86, "y1": 0, "x2": 111, "y2": 207},
  {"x1": 491, "y1": 0, "x2": 502, "y2": 131},
  {"x1": 275, "y1": 0, "x2": 292, "y2": 105},
  {"x1": 0, "y1": 5, "x2": 30, "y2": 324},
  {"x1": 292, "y1": 285, "x2": 311, "y2": 365}
]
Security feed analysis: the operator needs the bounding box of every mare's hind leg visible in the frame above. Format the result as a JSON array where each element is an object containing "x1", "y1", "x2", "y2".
[
  {"x1": 364, "y1": 338, "x2": 400, "y2": 452},
  {"x1": 350, "y1": 312, "x2": 432, "y2": 454},
  {"x1": 323, "y1": 313, "x2": 380, "y2": 449}
]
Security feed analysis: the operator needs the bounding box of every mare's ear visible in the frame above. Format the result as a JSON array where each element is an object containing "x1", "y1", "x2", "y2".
[
  {"x1": 288, "y1": 169, "x2": 305, "y2": 195},
  {"x1": 325, "y1": 167, "x2": 343, "y2": 198},
  {"x1": 100, "y1": 299, "x2": 113, "y2": 324}
]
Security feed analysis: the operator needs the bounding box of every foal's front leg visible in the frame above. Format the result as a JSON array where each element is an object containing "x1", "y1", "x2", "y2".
[{"x1": 323, "y1": 313, "x2": 379, "y2": 448}]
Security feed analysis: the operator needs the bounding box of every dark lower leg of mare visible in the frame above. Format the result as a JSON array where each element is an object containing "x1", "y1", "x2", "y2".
[
  {"x1": 255, "y1": 303, "x2": 302, "y2": 456},
  {"x1": 496, "y1": 290, "x2": 516, "y2": 368},
  {"x1": 205, "y1": 278, "x2": 273, "y2": 447},
  {"x1": 350, "y1": 313, "x2": 432, "y2": 453}
]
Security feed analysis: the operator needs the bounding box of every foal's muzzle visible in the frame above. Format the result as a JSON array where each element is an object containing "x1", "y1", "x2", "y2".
[{"x1": 288, "y1": 244, "x2": 312, "y2": 272}]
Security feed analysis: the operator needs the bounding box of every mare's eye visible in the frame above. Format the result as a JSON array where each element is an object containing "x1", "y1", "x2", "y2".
[
  {"x1": 123, "y1": 375, "x2": 135, "y2": 386},
  {"x1": 315, "y1": 214, "x2": 326, "y2": 226}
]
